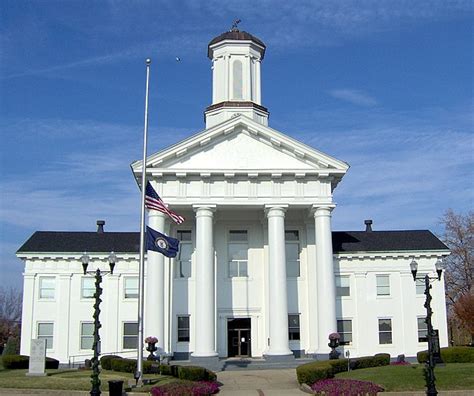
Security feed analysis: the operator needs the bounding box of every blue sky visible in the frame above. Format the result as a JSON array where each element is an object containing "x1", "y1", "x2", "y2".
[{"x1": 1, "y1": 0, "x2": 473, "y2": 289}]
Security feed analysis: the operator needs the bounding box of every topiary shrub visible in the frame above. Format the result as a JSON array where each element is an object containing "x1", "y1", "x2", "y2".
[
  {"x1": 2, "y1": 355, "x2": 29, "y2": 369},
  {"x1": 110, "y1": 358, "x2": 137, "y2": 373},
  {"x1": 417, "y1": 346, "x2": 474, "y2": 363},
  {"x1": 374, "y1": 353, "x2": 391, "y2": 366},
  {"x1": 296, "y1": 361, "x2": 335, "y2": 385},
  {"x1": 159, "y1": 364, "x2": 172, "y2": 376},
  {"x1": 177, "y1": 365, "x2": 217, "y2": 381},
  {"x1": 143, "y1": 360, "x2": 160, "y2": 374},
  {"x1": 2, "y1": 337, "x2": 20, "y2": 356},
  {"x1": 100, "y1": 355, "x2": 122, "y2": 370}
]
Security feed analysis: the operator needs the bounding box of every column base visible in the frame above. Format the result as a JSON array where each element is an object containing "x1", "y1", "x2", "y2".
[
  {"x1": 190, "y1": 355, "x2": 221, "y2": 371},
  {"x1": 263, "y1": 353, "x2": 295, "y2": 363}
]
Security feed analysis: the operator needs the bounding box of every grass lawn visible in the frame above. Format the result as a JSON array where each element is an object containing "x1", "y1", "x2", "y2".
[
  {"x1": 336, "y1": 363, "x2": 474, "y2": 392},
  {"x1": 0, "y1": 366, "x2": 182, "y2": 393}
]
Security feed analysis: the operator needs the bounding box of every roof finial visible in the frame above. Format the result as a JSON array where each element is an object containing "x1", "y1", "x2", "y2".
[{"x1": 231, "y1": 19, "x2": 241, "y2": 31}]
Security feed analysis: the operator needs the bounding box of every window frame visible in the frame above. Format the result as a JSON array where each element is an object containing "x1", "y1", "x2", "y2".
[
  {"x1": 416, "y1": 274, "x2": 427, "y2": 295},
  {"x1": 378, "y1": 318, "x2": 393, "y2": 345},
  {"x1": 123, "y1": 277, "x2": 139, "y2": 299},
  {"x1": 81, "y1": 277, "x2": 95, "y2": 299},
  {"x1": 376, "y1": 275, "x2": 391, "y2": 296},
  {"x1": 175, "y1": 230, "x2": 192, "y2": 279},
  {"x1": 80, "y1": 322, "x2": 94, "y2": 350},
  {"x1": 38, "y1": 277, "x2": 55, "y2": 300},
  {"x1": 177, "y1": 315, "x2": 190, "y2": 343},
  {"x1": 285, "y1": 230, "x2": 300, "y2": 278},
  {"x1": 337, "y1": 319, "x2": 353, "y2": 345},
  {"x1": 417, "y1": 317, "x2": 428, "y2": 343},
  {"x1": 336, "y1": 275, "x2": 351, "y2": 297},
  {"x1": 288, "y1": 314, "x2": 301, "y2": 341},
  {"x1": 122, "y1": 322, "x2": 138, "y2": 350},
  {"x1": 228, "y1": 230, "x2": 249, "y2": 278},
  {"x1": 37, "y1": 322, "x2": 54, "y2": 350}
]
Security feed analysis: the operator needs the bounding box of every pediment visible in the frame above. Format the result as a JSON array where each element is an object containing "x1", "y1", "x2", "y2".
[{"x1": 132, "y1": 115, "x2": 349, "y2": 176}]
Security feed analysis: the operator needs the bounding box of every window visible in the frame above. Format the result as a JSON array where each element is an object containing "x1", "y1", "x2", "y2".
[
  {"x1": 228, "y1": 230, "x2": 248, "y2": 277},
  {"x1": 286, "y1": 230, "x2": 300, "y2": 277},
  {"x1": 177, "y1": 316, "x2": 190, "y2": 342},
  {"x1": 123, "y1": 322, "x2": 138, "y2": 349},
  {"x1": 418, "y1": 317, "x2": 428, "y2": 342},
  {"x1": 176, "y1": 230, "x2": 192, "y2": 278},
  {"x1": 416, "y1": 275, "x2": 426, "y2": 295},
  {"x1": 336, "y1": 276, "x2": 350, "y2": 297},
  {"x1": 124, "y1": 277, "x2": 139, "y2": 299},
  {"x1": 80, "y1": 322, "x2": 94, "y2": 350},
  {"x1": 37, "y1": 322, "x2": 54, "y2": 349},
  {"x1": 337, "y1": 320, "x2": 353, "y2": 345},
  {"x1": 378, "y1": 319, "x2": 392, "y2": 344},
  {"x1": 39, "y1": 277, "x2": 55, "y2": 299},
  {"x1": 233, "y1": 60, "x2": 243, "y2": 99},
  {"x1": 288, "y1": 314, "x2": 300, "y2": 340},
  {"x1": 81, "y1": 277, "x2": 95, "y2": 299},
  {"x1": 376, "y1": 275, "x2": 390, "y2": 296}
]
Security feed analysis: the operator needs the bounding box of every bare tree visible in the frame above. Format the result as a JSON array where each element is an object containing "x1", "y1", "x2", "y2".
[
  {"x1": 454, "y1": 293, "x2": 474, "y2": 341},
  {"x1": 440, "y1": 209, "x2": 474, "y2": 344},
  {"x1": 0, "y1": 286, "x2": 22, "y2": 352}
]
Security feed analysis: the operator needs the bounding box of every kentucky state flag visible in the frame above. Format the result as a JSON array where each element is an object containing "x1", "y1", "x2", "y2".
[{"x1": 146, "y1": 226, "x2": 180, "y2": 258}]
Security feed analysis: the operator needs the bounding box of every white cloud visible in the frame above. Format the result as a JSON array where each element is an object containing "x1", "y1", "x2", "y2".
[{"x1": 328, "y1": 89, "x2": 378, "y2": 107}]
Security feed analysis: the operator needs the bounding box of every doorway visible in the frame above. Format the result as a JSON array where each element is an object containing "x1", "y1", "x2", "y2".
[{"x1": 227, "y1": 318, "x2": 251, "y2": 357}]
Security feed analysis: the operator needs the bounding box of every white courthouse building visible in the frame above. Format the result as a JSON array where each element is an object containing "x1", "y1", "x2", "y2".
[{"x1": 17, "y1": 28, "x2": 450, "y2": 367}]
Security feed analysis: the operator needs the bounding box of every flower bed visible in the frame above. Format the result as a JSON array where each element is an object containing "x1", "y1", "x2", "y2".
[
  {"x1": 311, "y1": 378, "x2": 384, "y2": 396},
  {"x1": 151, "y1": 380, "x2": 219, "y2": 395}
]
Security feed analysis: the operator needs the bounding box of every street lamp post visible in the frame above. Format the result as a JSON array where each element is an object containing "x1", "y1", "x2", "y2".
[
  {"x1": 81, "y1": 251, "x2": 117, "y2": 396},
  {"x1": 410, "y1": 258, "x2": 444, "y2": 396}
]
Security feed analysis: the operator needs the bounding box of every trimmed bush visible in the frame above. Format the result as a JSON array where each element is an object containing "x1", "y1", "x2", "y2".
[
  {"x1": 2, "y1": 355, "x2": 29, "y2": 369},
  {"x1": 177, "y1": 365, "x2": 217, "y2": 381},
  {"x1": 297, "y1": 353, "x2": 391, "y2": 385},
  {"x1": 110, "y1": 358, "x2": 137, "y2": 373},
  {"x1": 159, "y1": 364, "x2": 173, "y2": 376},
  {"x1": 143, "y1": 360, "x2": 160, "y2": 374},
  {"x1": 417, "y1": 346, "x2": 474, "y2": 363},
  {"x1": 100, "y1": 355, "x2": 122, "y2": 370},
  {"x1": 170, "y1": 364, "x2": 181, "y2": 377},
  {"x1": 297, "y1": 361, "x2": 335, "y2": 385},
  {"x1": 45, "y1": 357, "x2": 59, "y2": 369},
  {"x1": 2, "y1": 337, "x2": 20, "y2": 356}
]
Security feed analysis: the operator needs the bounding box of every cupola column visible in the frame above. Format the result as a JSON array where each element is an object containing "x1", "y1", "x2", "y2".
[
  {"x1": 264, "y1": 205, "x2": 293, "y2": 359},
  {"x1": 313, "y1": 205, "x2": 337, "y2": 355}
]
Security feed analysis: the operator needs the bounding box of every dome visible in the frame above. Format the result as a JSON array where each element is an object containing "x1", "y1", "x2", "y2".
[{"x1": 207, "y1": 29, "x2": 266, "y2": 59}]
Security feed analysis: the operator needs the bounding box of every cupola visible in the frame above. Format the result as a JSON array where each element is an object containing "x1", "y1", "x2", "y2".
[{"x1": 205, "y1": 23, "x2": 269, "y2": 128}]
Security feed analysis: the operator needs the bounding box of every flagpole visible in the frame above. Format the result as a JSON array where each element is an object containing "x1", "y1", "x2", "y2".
[{"x1": 136, "y1": 58, "x2": 151, "y2": 383}]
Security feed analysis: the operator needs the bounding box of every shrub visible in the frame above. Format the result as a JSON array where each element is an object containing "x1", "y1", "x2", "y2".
[
  {"x1": 170, "y1": 364, "x2": 181, "y2": 377},
  {"x1": 311, "y1": 378, "x2": 384, "y2": 396},
  {"x1": 296, "y1": 361, "x2": 334, "y2": 385},
  {"x1": 143, "y1": 360, "x2": 160, "y2": 374},
  {"x1": 159, "y1": 364, "x2": 173, "y2": 376},
  {"x1": 100, "y1": 355, "x2": 122, "y2": 370},
  {"x1": 350, "y1": 354, "x2": 390, "y2": 370},
  {"x1": 110, "y1": 358, "x2": 137, "y2": 373},
  {"x1": 177, "y1": 365, "x2": 217, "y2": 381},
  {"x1": 2, "y1": 354, "x2": 29, "y2": 369},
  {"x1": 45, "y1": 357, "x2": 59, "y2": 369},
  {"x1": 151, "y1": 380, "x2": 219, "y2": 395},
  {"x1": 417, "y1": 346, "x2": 474, "y2": 363}
]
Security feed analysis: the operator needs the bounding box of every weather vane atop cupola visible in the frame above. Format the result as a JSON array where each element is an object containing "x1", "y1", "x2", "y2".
[{"x1": 231, "y1": 19, "x2": 241, "y2": 31}]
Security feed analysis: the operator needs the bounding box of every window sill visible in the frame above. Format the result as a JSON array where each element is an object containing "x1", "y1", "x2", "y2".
[
  {"x1": 225, "y1": 277, "x2": 253, "y2": 281},
  {"x1": 376, "y1": 295, "x2": 392, "y2": 299}
]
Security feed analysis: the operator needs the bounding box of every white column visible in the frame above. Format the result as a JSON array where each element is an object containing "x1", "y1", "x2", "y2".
[
  {"x1": 314, "y1": 205, "x2": 337, "y2": 354},
  {"x1": 265, "y1": 205, "x2": 292, "y2": 356},
  {"x1": 56, "y1": 274, "x2": 72, "y2": 362},
  {"x1": 20, "y1": 273, "x2": 36, "y2": 356},
  {"x1": 145, "y1": 211, "x2": 167, "y2": 351},
  {"x1": 192, "y1": 205, "x2": 218, "y2": 357}
]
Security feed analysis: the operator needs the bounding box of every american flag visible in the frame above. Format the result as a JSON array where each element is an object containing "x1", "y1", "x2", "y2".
[{"x1": 145, "y1": 181, "x2": 185, "y2": 224}]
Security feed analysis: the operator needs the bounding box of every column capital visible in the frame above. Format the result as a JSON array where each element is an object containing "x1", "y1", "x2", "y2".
[
  {"x1": 264, "y1": 204, "x2": 288, "y2": 218},
  {"x1": 148, "y1": 210, "x2": 167, "y2": 219},
  {"x1": 193, "y1": 204, "x2": 216, "y2": 215},
  {"x1": 311, "y1": 204, "x2": 335, "y2": 217}
]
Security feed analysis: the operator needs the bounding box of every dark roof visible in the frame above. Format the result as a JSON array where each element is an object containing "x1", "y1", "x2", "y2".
[
  {"x1": 332, "y1": 230, "x2": 448, "y2": 253},
  {"x1": 208, "y1": 30, "x2": 266, "y2": 59},
  {"x1": 18, "y1": 230, "x2": 448, "y2": 255},
  {"x1": 17, "y1": 231, "x2": 140, "y2": 254}
]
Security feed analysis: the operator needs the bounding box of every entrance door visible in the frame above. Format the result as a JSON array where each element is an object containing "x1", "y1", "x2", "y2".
[{"x1": 227, "y1": 318, "x2": 251, "y2": 357}]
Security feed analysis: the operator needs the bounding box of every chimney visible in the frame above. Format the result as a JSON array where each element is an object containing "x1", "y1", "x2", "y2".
[
  {"x1": 97, "y1": 220, "x2": 105, "y2": 233},
  {"x1": 364, "y1": 219, "x2": 373, "y2": 232}
]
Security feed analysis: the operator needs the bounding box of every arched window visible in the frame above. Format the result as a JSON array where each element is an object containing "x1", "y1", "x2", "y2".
[{"x1": 233, "y1": 60, "x2": 243, "y2": 100}]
